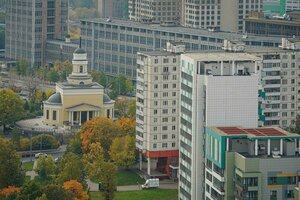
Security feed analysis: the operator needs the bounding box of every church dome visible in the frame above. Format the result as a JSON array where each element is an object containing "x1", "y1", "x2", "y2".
[
  {"x1": 74, "y1": 47, "x2": 86, "y2": 54},
  {"x1": 47, "y1": 93, "x2": 62, "y2": 104},
  {"x1": 103, "y1": 94, "x2": 112, "y2": 103}
]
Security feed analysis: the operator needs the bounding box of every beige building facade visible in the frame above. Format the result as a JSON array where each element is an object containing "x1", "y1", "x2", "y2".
[{"x1": 43, "y1": 47, "x2": 114, "y2": 128}]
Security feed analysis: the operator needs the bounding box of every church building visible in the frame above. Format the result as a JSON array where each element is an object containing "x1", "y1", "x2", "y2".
[{"x1": 43, "y1": 46, "x2": 114, "y2": 128}]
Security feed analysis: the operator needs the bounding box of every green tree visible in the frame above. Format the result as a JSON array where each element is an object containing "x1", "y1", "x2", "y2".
[
  {"x1": 47, "y1": 71, "x2": 60, "y2": 83},
  {"x1": 84, "y1": 143, "x2": 117, "y2": 200},
  {"x1": 18, "y1": 180, "x2": 42, "y2": 200},
  {"x1": 31, "y1": 134, "x2": 60, "y2": 150},
  {"x1": 0, "y1": 138, "x2": 24, "y2": 189},
  {"x1": 56, "y1": 153, "x2": 86, "y2": 187},
  {"x1": 34, "y1": 156, "x2": 56, "y2": 181},
  {"x1": 127, "y1": 100, "x2": 136, "y2": 118},
  {"x1": 42, "y1": 184, "x2": 73, "y2": 200},
  {"x1": 91, "y1": 71, "x2": 109, "y2": 87},
  {"x1": 16, "y1": 59, "x2": 30, "y2": 76},
  {"x1": 109, "y1": 135, "x2": 136, "y2": 169},
  {"x1": 0, "y1": 89, "x2": 25, "y2": 130},
  {"x1": 66, "y1": 133, "x2": 82, "y2": 156}
]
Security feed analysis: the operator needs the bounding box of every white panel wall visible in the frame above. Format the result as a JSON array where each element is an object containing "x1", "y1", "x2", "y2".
[{"x1": 205, "y1": 75, "x2": 259, "y2": 128}]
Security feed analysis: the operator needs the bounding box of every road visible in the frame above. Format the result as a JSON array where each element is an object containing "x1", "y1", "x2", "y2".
[{"x1": 21, "y1": 145, "x2": 67, "y2": 163}]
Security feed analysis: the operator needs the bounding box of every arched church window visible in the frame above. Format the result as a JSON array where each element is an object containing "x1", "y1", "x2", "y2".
[{"x1": 80, "y1": 65, "x2": 83, "y2": 73}]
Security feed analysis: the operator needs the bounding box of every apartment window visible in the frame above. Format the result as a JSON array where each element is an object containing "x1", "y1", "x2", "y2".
[
  {"x1": 172, "y1": 100, "x2": 176, "y2": 105},
  {"x1": 162, "y1": 117, "x2": 168, "y2": 122},
  {"x1": 154, "y1": 84, "x2": 158, "y2": 89},
  {"x1": 163, "y1": 84, "x2": 168, "y2": 89},
  {"x1": 172, "y1": 126, "x2": 176, "y2": 130},
  {"x1": 153, "y1": 143, "x2": 157, "y2": 149},
  {"x1": 162, "y1": 143, "x2": 168, "y2": 148},
  {"x1": 163, "y1": 109, "x2": 168, "y2": 114},
  {"x1": 172, "y1": 109, "x2": 176, "y2": 113},
  {"x1": 172, "y1": 143, "x2": 176, "y2": 147},
  {"x1": 163, "y1": 75, "x2": 169, "y2": 80},
  {"x1": 155, "y1": 76, "x2": 158, "y2": 80},
  {"x1": 163, "y1": 67, "x2": 169, "y2": 72},
  {"x1": 53, "y1": 111, "x2": 57, "y2": 120},
  {"x1": 154, "y1": 67, "x2": 158, "y2": 72},
  {"x1": 154, "y1": 127, "x2": 157, "y2": 131},
  {"x1": 154, "y1": 101, "x2": 158, "y2": 106},
  {"x1": 172, "y1": 134, "x2": 175, "y2": 139},
  {"x1": 172, "y1": 117, "x2": 176, "y2": 122},
  {"x1": 282, "y1": 104, "x2": 287, "y2": 109},
  {"x1": 46, "y1": 110, "x2": 49, "y2": 119},
  {"x1": 163, "y1": 58, "x2": 169, "y2": 63},
  {"x1": 270, "y1": 190, "x2": 277, "y2": 199},
  {"x1": 173, "y1": 75, "x2": 177, "y2": 80},
  {"x1": 154, "y1": 110, "x2": 158, "y2": 114},
  {"x1": 172, "y1": 84, "x2": 176, "y2": 88},
  {"x1": 282, "y1": 112, "x2": 287, "y2": 117},
  {"x1": 172, "y1": 92, "x2": 176, "y2": 97},
  {"x1": 80, "y1": 66, "x2": 83, "y2": 73},
  {"x1": 155, "y1": 59, "x2": 158, "y2": 63},
  {"x1": 154, "y1": 93, "x2": 158, "y2": 97},
  {"x1": 162, "y1": 134, "x2": 168, "y2": 139},
  {"x1": 173, "y1": 58, "x2": 177, "y2": 63},
  {"x1": 163, "y1": 92, "x2": 168, "y2": 97},
  {"x1": 153, "y1": 135, "x2": 157, "y2": 140},
  {"x1": 154, "y1": 118, "x2": 157, "y2": 122},
  {"x1": 162, "y1": 126, "x2": 168, "y2": 131},
  {"x1": 163, "y1": 101, "x2": 168, "y2": 105}
]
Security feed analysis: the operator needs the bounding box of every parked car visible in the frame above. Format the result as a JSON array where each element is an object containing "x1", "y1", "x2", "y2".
[{"x1": 34, "y1": 153, "x2": 47, "y2": 159}]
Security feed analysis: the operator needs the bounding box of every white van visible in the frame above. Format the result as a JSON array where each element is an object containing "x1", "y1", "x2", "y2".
[{"x1": 141, "y1": 178, "x2": 159, "y2": 189}]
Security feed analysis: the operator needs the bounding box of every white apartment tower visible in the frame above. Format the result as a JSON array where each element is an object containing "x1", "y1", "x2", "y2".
[
  {"x1": 181, "y1": 0, "x2": 262, "y2": 32},
  {"x1": 179, "y1": 52, "x2": 261, "y2": 200},
  {"x1": 129, "y1": 0, "x2": 180, "y2": 23},
  {"x1": 136, "y1": 42, "x2": 185, "y2": 178}
]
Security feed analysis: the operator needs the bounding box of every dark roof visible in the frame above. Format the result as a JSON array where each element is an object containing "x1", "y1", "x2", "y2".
[
  {"x1": 74, "y1": 47, "x2": 86, "y2": 54},
  {"x1": 47, "y1": 93, "x2": 62, "y2": 104},
  {"x1": 103, "y1": 94, "x2": 112, "y2": 103}
]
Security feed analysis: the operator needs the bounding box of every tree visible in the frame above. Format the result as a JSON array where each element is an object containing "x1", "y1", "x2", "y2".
[
  {"x1": 127, "y1": 100, "x2": 136, "y2": 118},
  {"x1": 0, "y1": 89, "x2": 25, "y2": 130},
  {"x1": 18, "y1": 180, "x2": 42, "y2": 200},
  {"x1": 91, "y1": 71, "x2": 109, "y2": 87},
  {"x1": 115, "y1": 117, "x2": 136, "y2": 136},
  {"x1": 31, "y1": 134, "x2": 60, "y2": 150},
  {"x1": 115, "y1": 98, "x2": 130, "y2": 117},
  {"x1": 42, "y1": 184, "x2": 73, "y2": 200},
  {"x1": 109, "y1": 135, "x2": 136, "y2": 168},
  {"x1": 34, "y1": 156, "x2": 56, "y2": 181},
  {"x1": 67, "y1": 133, "x2": 82, "y2": 156},
  {"x1": 56, "y1": 153, "x2": 86, "y2": 187},
  {"x1": 63, "y1": 180, "x2": 88, "y2": 200},
  {"x1": 84, "y1": 144, "x2": 116, "y2": 200},
  {"x1": 45, "y1": 90, "x2": 55, "y2": 99},
  {"x1": 80, "y1": 118, "x2": 120, "y2": 159},
  {"x1": 0, "y1": 138, "x2": 24, "y2": 189},
  {"x1": 16, "y1": 59, "x2": 30, "y2": 76},
  {"x1": 47, "y1": 71, "x2": 60, "y2": 83},
  {"x1": 0, "y1": 186, "x2": 20, "y2": 200}
]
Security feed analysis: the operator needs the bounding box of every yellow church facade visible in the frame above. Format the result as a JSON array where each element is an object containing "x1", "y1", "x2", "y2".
[{"x1": 43, "y1": 46, "x2": 114, "y2": 128}]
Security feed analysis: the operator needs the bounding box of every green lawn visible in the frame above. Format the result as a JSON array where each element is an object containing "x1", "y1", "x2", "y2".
[
  {"x1": 91, "y1": 170, "x2": 145, "y2": 186},
  {"x1": 90, "y1": 189, "x2": 178, "y2": 200},
  {"x1": 116, "y1": 170, "x2": 145, "y2": 186},
  {"x1": 22, "y1": 161, "x2": 34, "y2": 171},
  {"x1": 25, "y1": 176, "x2": 31, "y2": 182}
]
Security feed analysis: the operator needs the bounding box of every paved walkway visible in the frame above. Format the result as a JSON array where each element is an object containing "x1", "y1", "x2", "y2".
[
  {"x1": 26, "y1": 171, "x2": 38, "y2": 180},
  {"x1": 87, "y1": 179, "x2": 178, "y2": 192}
]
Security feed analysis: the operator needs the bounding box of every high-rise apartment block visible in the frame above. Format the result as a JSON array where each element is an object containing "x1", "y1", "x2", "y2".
[
  {"x1": 129, "y1": 0, "x2": 180, "y2": 23},
  {"x1": 220, "y1": 0, "x2": 263, "y2": 32},
  {"x1": 5, "y1": 0, "x2": 68, "y2": 67},
  {"x1": 263, "y1": 0, "x2": 300, "y2": 16},
  {"x1": 179, "y1": 52, "x2": 261, "y2": 200},
  {"x1": 205, "y1": 126, "x2": 300, "y2": 200},
  {"x1": 97, "y1": 0, "x2": 128, "y2": 19},
  {"x1": 136, "y1": 42, "x2": 184, "y2": 178}
]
